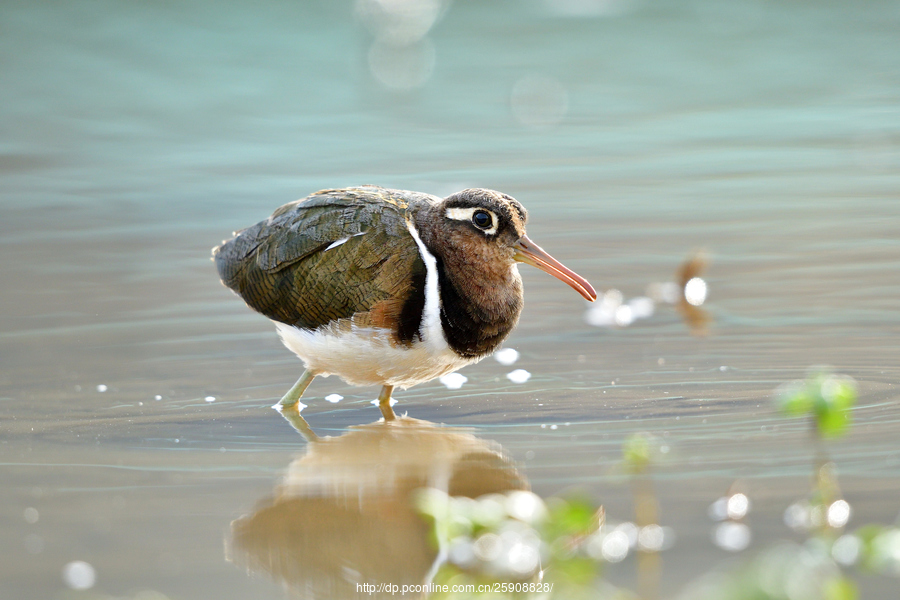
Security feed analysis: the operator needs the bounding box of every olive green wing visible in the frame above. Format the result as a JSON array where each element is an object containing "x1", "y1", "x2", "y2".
[{"x1": 214, "y1": 187, "x2": 426, "y2": 337}]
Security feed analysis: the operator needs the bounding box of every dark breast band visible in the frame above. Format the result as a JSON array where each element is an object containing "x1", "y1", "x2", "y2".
[{"x1": 434, "y1": 257, "x2": 518, "y2": 359}]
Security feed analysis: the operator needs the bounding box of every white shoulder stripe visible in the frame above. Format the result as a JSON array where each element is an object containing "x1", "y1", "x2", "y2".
[
  {"x1": 324, "y1": 231, "x2": 366, "y2": 251},
  {"x1": 324, "y1": 237, "x2": 350, "y2": 251},
  {"x1": 405, "y1": 220, "x2": 448, "y2": 353}
]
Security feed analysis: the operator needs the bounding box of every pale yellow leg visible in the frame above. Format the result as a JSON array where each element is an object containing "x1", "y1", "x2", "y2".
[
  {"x1": 279, "y1": 370, "x2": 314, "y2": 407},
  {"x1": 378, "y1": 384, "x2": 396, "y2": 421}
]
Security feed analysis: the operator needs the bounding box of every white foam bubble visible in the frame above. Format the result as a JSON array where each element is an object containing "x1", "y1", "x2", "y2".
[
  {"x1": 684, "y1": 277, "x2": 708, "y2": 306},
  {"x1": 439, "y1": 372, "x2": 468, "y2": 389},
  {"x1": 62, "y1": 561, "x2": 96, "y2": 590},
  {"x1": 273, "y1": 401, "x2": 307, "y2": 412},
  {"x1": 494, "y1": 348, "x2": 520, "y2": 366},
  {"x1": 713, "y1": 522, "x2": 751, "y2": 552},
  {"x1": 628, "y1": 296, "x2": 656, "y2": 319},
  {"x1": 506, "y1": 369, "x2": 531, "y2": 384},
  {"x1": 726, "y1": 493, "x2": 750, "y2": 520},
  {"x1": 370, "y1": 398, "x2": 398, "y2": 407},
  {"x1": 600, "y1": 530, "x2": 629, "y2": 562},
  {"x1": 827, "y1": 499, "x2": 852, "y2": 528}
]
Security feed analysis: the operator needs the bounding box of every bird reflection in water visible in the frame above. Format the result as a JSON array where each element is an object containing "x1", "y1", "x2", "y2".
[{"x1": 228, "y1": 409, "x2": 527, "y2": 600}]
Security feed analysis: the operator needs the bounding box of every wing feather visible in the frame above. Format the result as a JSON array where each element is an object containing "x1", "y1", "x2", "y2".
[{"x1": 214, "y1": 187, "x2": 430, "y2": 336}]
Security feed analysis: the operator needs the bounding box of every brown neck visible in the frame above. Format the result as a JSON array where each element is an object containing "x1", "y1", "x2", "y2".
[{"x1": 415, "y1": 207, "x2": 523, "y2": 358}]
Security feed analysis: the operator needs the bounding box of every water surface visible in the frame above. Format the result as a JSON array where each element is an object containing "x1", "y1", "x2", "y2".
[{"x1": 2, "y1": 0, "x2": 900, "y2": 598}]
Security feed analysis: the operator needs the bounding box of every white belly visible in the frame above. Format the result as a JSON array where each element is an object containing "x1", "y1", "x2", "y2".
[
  {"x1": 273, "y1": 219, "x2": 477, "y2": 389},
  {"x1": 275, "y1": 321, "x2": 477, "y2": 389}
]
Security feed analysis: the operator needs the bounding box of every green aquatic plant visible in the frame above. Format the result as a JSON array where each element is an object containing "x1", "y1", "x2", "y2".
[
  {"x1": 620, "y1": 432, "x2": 660, "y2": 475},
  {"x1": 673, "y1": 370, "x2": 866, "y2": 600},
  {"x1": 775, "y1": 369, "x2": 858, "y2": 540},
  {"x1": 683, "y1": 366, "x2": 900, "y2": 597},
  {"x1": 416, "y1": 489, "x2": 635, "y2": 599},
  {"x1": 415, "y1": 433, "x2": 670, "y2": 599},
  {"x1": 409, "y1": 369, "x2": 897, "y2": 599},
  {"x1": 618, "y1": 432, "x2": 667, "y2": 600},
  {"x1": 676, "y1": 540, "x2": 859, "y2": 600},
  {"x1": 775, "y1": 368, "x2": 857, "y2": 438},
  {"x1": 848, "y1": 523, "x2": 900, "y2": 575}
]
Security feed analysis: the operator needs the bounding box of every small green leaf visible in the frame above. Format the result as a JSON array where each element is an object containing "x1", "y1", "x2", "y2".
[
  {"x1": 869, "y1": 527, "x2": 900, "y2": 574},
  {"x1": 545, "y1": 497, "x2": 598, "y2": 539},
  {"x1": 823, "y1": 576, "x2": 858, "y2": 600},
  {"x1": 824, "y1": 378, "x2": 857, "y2": 411},
  {"x1": 774, "y1": 370, "x2": 857, "y2": 438},
  {"x1": 817, "y1": 408, "x2": 851, "y2": 438},
  {"x1": 776, "y1": 380, "x2": 814, "y2": 415},
  {"x1": 622, "y1": 432, "x2": 660, "y2": 473},
  {"x1": 782, "y1": 388, "x2": 815, "y2": 415}
]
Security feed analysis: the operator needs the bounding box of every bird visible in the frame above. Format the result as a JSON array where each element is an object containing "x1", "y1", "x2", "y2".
[{"x1": 213, "y1": 185, "x2": 596, "y2": 420}]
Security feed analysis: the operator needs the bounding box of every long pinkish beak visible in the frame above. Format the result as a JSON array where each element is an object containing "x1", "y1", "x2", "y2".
[{"x1": 513, "y1": 235, "x2": 597, "y2": 302}]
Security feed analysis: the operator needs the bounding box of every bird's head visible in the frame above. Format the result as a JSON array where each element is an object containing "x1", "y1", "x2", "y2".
[{"x1": 430, "y1": 188, "x2": 597, "y2": 302}]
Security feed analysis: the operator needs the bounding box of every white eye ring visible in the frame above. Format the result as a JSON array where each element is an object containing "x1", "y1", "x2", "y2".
[{"x1": 445, "y1": 207, "x2": 498, "y2": 235}]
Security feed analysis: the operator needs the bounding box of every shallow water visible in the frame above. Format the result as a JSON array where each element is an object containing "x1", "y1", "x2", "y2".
[{"x1": 2, "y1": 0, "x2": 900, "y2": 598}]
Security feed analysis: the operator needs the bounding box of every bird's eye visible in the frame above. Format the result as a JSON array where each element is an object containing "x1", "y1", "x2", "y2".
[{"x1": 472, "y1": 210, "x2": 492, "y2": 230}]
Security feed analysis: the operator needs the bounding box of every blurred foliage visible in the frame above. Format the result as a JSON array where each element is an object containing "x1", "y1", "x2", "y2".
[
  {"x1": 615, "y1": 432, "x2": 669, "y2": 479},
  {"x1": 621, "y1": 433, "x2": 656, "y2": 475},
  {"x1": 775, "y1": 368, "x2": 857, "y2": 437},
  {"x1": 846, "y1": 524, "x2": 900, "y2": 576},
  {"x1": 416, "y1": 430, "x2": 672, "y2": 599},
  {"x1": 417, "y1": 488, "x2": 647, "y2": 599},
  {"x1": 408, "y1": 369, "x2": 899, "y2": 599},
  {"x1": 677, "y1": 540, "x2": 858, "y2": 600}
]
